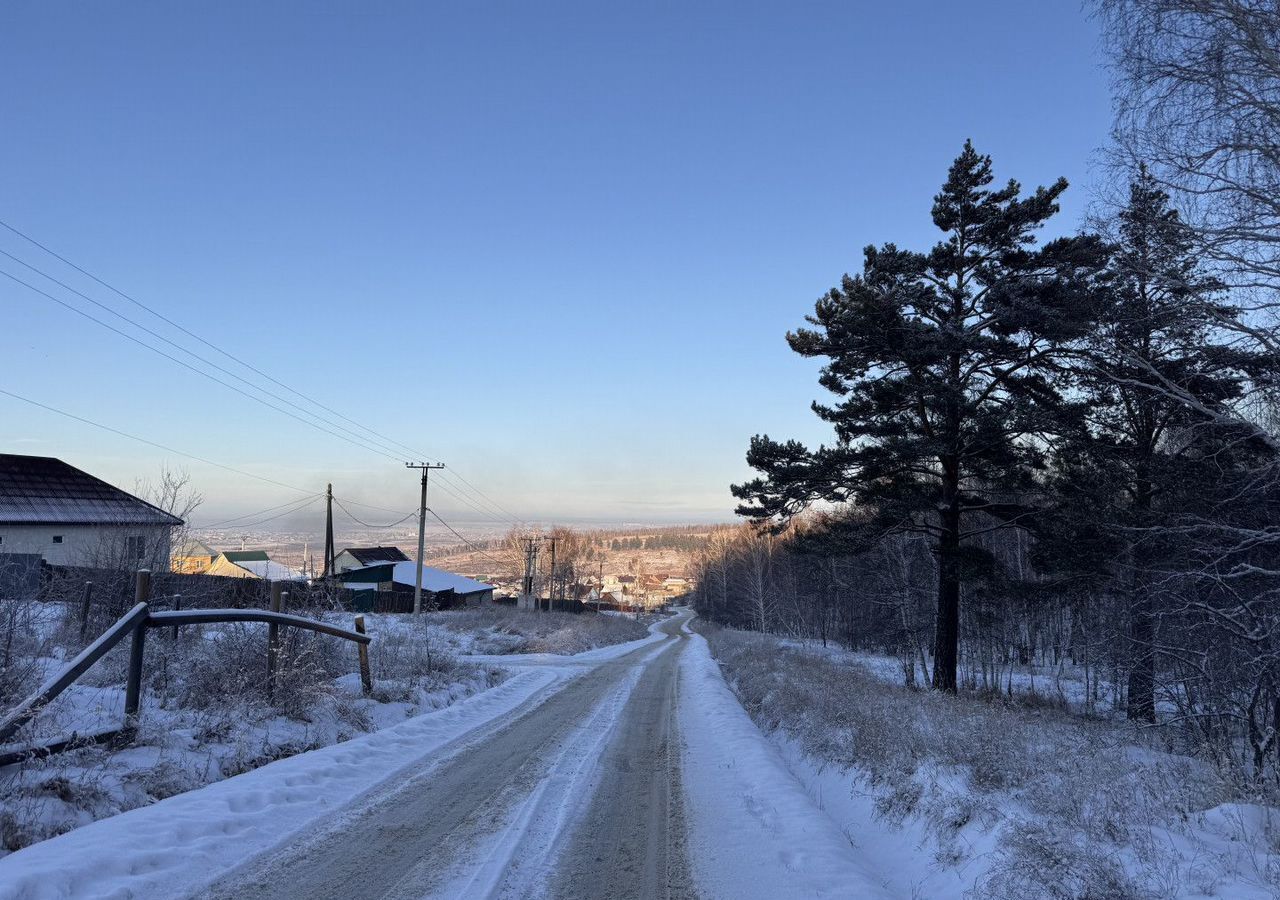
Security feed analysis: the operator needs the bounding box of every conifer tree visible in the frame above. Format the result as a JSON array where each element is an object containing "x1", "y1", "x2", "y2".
[
  {"x1": 732, "y1": 142, "x2": 1107, "y2": 692},
  {"x1": 1059, "y1": 169, "x2": 1252, "y2": 721}
]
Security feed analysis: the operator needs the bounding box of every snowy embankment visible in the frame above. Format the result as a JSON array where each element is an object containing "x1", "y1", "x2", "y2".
[
  {"x1": 703, "y1": 625, "x2": 1280, "y2": 900},
  {"x1": 0, "y1": 613, "x2": 670, "y2": 899},
  {"x1": 679, "y1": 630, "x2": 897, "y2": 899}
]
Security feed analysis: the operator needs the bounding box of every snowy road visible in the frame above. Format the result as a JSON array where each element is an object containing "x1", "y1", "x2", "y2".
[
  {"x1": 202, "y1": 612, "x2": 696, "y2": 900},
  {"x1": 1, "y1": 609, "x2": 903, "y2": 899}
]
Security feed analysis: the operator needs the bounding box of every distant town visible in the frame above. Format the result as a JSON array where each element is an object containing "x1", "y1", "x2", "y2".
[{"x1": 0, "y1": 452, "x2": 703, "y2": 615}]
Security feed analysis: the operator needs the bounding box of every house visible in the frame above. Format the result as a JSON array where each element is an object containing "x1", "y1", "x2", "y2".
[
  {"x1": 572, "y1": 583, "x2": 601, "y2": 603},
  {"x1": 337, "y1": 561, "x2": 494, "y2": 611},
  {"x1": 206, "y1": 550, "x2": 303, "y2": 581},
  {"x1": 663, "y1": 576, "x2": 689, "y2": 594},
  {"x1": 332, "y1": 545, "x2": 409, "y2": 574},
  {"x1": 602, "y1": 574, "x2": 637, "y2": 593},
  {"x1": 173, "y1": 539, "x2": 217, "y2": 574},
  {"x1": 0, "y1": 454, "x2": 182, "y2": 570}
]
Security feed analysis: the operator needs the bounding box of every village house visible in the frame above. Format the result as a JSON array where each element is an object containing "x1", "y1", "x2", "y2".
[
  {"x1": 601, "y1": 573, "x2": 637, "y2": 593},
  {"x1": 205, "y1": 550, "x2": 303, "y2": 581},
  {"x1": 337, "y1": 560, "x2": 493, "y2": 611},
  {"x1": 173, "y1": 539, "x2": 217, "y2": 574},
  {"x1": 332, "y1": 545, "x2": 409, "y2": 574},
  {"x1": 0, "y1": 454, "x2": 182, "y2": 570}
]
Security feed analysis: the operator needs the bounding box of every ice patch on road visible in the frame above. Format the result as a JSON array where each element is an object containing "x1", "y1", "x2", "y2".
[{"x1": 679, "y1": 630, "x2": 897, "y2": 900}]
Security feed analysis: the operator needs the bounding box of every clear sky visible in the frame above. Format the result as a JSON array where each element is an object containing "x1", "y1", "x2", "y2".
[{"x1": 0, "y1": 1, "x2": 1111, "y2": 529}]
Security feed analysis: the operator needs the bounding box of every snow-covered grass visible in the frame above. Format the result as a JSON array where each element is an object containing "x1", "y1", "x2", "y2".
[
  {"x1": 0, "y1": 606, "x2": 505, "y2": 858},
  {"x1": 421, "y1": 606, "x2": 651, "y2": 656},
  {"x1": 703, "y1": 624, "x2": 1280, "y2": 900}
]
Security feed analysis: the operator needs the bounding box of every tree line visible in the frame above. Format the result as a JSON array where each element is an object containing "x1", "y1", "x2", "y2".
[{"x1": 693, "y1": 0, "x2": 1280, "y2": 782}]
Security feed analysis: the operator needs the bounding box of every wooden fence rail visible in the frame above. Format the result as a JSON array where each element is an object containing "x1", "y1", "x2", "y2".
[{"x1": 0, "y1": 570, "x2": 372, "y2": 766}]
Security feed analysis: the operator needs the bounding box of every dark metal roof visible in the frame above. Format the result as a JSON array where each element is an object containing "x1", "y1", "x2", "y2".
[
  {"x1": 342, "y1": 546, "x2": 410, "y2": 565},
  {"x1": 0, "y1": 454, "x2": 183, "y2": 526},
  {"x1": 220, "y1": 550, "x2": 270, "y2": 562}
]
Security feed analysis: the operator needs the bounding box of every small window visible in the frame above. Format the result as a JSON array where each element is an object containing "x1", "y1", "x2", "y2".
[
  {"x1": 126, "y1": 535, "x2": 146, "y2": 560},
  {"x1": 52, "y1": 535, "x2": 63, "y2": 544}
]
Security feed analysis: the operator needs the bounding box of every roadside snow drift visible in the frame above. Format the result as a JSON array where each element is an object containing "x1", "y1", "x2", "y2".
[{"x1": 679, "y1": 631, "x2": 896, "y2": 900}]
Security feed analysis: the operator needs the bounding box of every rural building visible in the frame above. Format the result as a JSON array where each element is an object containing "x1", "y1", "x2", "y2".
[
  {"x1": 205, "y1": 550, "x2": 303, "y2": 581},
  {"x1": 332, "y1": 545, "x2": 409, "y2": 574},
  {"x1": 338, "y1": 561, "x2": 494, "y2": 611},
  {"x1": 0, "y1": 454, "x2": 182, "y2": 570},
  {"x1": 173, "y1": 539, "x2": 217, "y2": 574}
]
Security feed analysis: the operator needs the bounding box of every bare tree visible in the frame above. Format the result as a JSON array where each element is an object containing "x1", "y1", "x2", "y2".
[{"x1": 1097, "y1": 0, "x2": 1280, "y2": 294}]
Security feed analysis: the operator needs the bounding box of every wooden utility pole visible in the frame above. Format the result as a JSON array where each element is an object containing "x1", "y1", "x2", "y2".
[
  {"x1": 322, "y1": 483, "x2": 336, "y2": 578},
  {"x1": 546, "y1": 537, "x2": 556, "y2": 612},
  {"x1": 521, "y1": 536, "x2": 539, "y2": 608},
  {"x1": 406, "y1": 462, "x2": 445, "y2": 614}
]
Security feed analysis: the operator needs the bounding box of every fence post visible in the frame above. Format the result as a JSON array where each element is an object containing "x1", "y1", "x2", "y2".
[
  {"x1": 267, "y1": 582, "x2": 284, "y2": 700},
  {"x1": 78, "y1": 581, "x2": 93, "y2": 641},
  {"x1": 123, "y1": 570, "x2": 150, "y2": 737},
  {"x1": 354, "y1": 615, "x2": 372, "y2": 696}
]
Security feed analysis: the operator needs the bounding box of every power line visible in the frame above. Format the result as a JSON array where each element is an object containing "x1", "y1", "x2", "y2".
[
  {"x1": 199, "y1": 494, "x2": 323, "y2": 529},
  {"x1": 0, "y1": 247, "x2": 439, "y2": 466},
  {"x1": 331, "y1": 496, "x2": 418, "y2": 529},
  {"x1": 1, "y1": 266, "x2": 410, "y2": 465},
  {"x1": 0, "y1": 388, "x2": 314, "y2": 495},
  {"x1": 0, "y1": 218, "x2": 528, "y2": 526},
  {"x1": 332, "y1": 496, "x2": 418, "y2": 516},
  {"x1": 425, "y1": 507, "x2": 511, "y2": 569}
]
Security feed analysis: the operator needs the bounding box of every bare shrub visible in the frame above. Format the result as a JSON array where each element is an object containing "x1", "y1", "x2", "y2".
[
  {"x1": 0, "y1": 593, "x2": 50, "y2": 708},
  {"x1": 978, "y1": 822, "x2": 1150, "y2": 900}
]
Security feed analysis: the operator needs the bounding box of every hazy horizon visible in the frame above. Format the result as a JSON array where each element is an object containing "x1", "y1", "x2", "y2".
[{"x1": 0, "y1": 1, "x2": 1109, "y2": 530}]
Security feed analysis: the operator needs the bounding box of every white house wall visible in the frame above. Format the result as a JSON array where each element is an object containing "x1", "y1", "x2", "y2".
[{"x1": 0, "y1": 524, "x2": 173, "y2": 570}]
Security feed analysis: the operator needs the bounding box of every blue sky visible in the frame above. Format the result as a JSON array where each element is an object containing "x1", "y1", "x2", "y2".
[{"x1": 0, "y1": 1, "x2": 1111, "y2": 527}]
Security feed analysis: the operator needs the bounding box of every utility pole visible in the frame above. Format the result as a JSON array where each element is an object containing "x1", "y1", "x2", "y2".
[
  {"x1": 546, "y1": 537, "x2": 556, "y2": 612},
  {"x1": 406, "y1": 462, "x2": 445, "y2": 614},
  {"x1": 322, "y1": 483, "x2": 335, "y2": 578},
  {"x1": 521, "y1": 536, "x2": 538, "y2": 609}
]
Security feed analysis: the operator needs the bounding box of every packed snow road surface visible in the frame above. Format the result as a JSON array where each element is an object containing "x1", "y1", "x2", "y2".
[{"x1": 204, "y1": 612, "x2": 695, "y2": 900}]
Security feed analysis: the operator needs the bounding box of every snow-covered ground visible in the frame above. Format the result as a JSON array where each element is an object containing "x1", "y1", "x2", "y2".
[
  {"x1": 706, "y1": 625, "x2": 1280, "y2": 899},
  {"x1": 11, "y1": 609, "x2": 1271, "y2": 899},
  {"x1": 679, "y1": 629, "x2": 897, "y2": 899},
  {"x1": 0, "y1": 605, "x2": 650, "y2": 864},
  {"x1": 0, "y1": 614, "x2": 671, "y2": 899}
]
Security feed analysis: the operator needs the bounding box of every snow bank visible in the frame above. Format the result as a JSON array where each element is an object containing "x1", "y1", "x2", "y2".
[
  {"x1": 0, "y1": 667, "x2": 567, "y2": 900},
  {"x1": 678, "y1": 631, "x2": 896, "y2": 899}
]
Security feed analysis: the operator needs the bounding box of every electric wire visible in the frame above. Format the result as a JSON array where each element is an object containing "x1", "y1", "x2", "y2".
[
  {"x1": 203, "y1": 495, "x2": 323, "y2": 530},
  {"x1": 425, "y1": 507, "x2": 510, "y2": 569},
  {"x1": 0, "y1": 219, "x2": 529, "y2": 526},
  {"x1": 331, "y1": 496, "x2": 417, "y2": 529},
  {"x1": 0, "y1": 247, "x2": 439, "y2": 466},
  {"x1": 1, "y1": 267, "x2": 409, "y2": 464},
  {"x1": 199, "y1": 494, "x2": 324, "y2": 529},
  {"x1": 0, "y1": 388, "x2": 314, "y2": 495}
]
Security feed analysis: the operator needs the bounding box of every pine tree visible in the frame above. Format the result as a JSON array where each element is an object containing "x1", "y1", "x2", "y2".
[
  {"x1": 1067, "y1": 168, "x2": 1251, "y2": 722},
  {"x1": 732, "y1": 142, "x2": 1107, "y2": 692}
]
